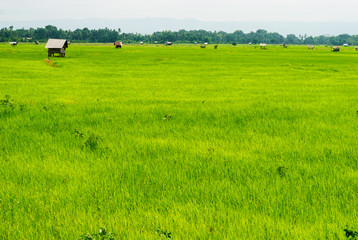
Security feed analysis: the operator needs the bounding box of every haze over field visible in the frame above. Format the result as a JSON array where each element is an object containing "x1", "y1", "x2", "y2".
[{"x1": 1, "y1": 0, "x2": 358, "y2": 35}]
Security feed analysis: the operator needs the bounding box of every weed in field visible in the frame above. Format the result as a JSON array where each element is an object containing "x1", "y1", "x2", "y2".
[
  {"x1": 0, "y1": 95, "x2": 22, "y2": 117},
  {"x1": 344, "y1": 226, "x2": 358, "y2": 239},
  {"x1": 208, "y1": 147, "x2": 215, "y2": 155},
  {"x1": 78, "y1": 227, "x2": 116, "y2": 240},
  {"x1": 277, "y1": 166, "x2": 287, "y2": 178},
  {"x1": 84, "y1": 134, "x2": 102, "y2": 150},
  {"x1": 0, "y1": 147, "x2": 8, "y2": 161},
  {"x1": 156, "y1": 227, "x2": 172, "y2": 239},
  {"x1": 163, "y1": 114, "x2": 172, "y2": 120},
  {"x1": 75, "y1": 128, "x2": 84, "y2": 138},
  {"x1": 0, "y1": 95, "x2": 15, "y2": 111}
]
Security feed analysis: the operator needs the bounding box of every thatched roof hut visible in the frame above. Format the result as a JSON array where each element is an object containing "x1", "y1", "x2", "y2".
[{"x1": 45, "y1": 39, "x2": 68, "y2": 57}]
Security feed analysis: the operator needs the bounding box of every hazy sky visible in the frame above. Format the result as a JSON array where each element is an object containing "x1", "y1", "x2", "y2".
[{"x1": 1, "y1": 0, "x2": 358, "y2": 22}]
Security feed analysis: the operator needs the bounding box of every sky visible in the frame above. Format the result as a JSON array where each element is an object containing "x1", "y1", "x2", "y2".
[{"x1": 1, "y1": 0, "x2": 358, "y2": 22}]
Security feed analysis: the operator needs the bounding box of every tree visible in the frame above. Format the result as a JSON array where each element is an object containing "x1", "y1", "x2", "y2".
[{"x1": 286, "y1": 34, "x2": 300, "y2": 44}]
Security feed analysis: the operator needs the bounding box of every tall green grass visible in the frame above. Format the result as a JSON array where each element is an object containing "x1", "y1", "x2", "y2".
[{"x1": 0, "y1": 44, "x2": 358, "y2": 239}]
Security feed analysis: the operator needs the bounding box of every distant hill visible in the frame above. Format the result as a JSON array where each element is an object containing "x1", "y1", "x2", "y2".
[{"x1": 1, "y1": 18, "x2": 357, "y2": 36}]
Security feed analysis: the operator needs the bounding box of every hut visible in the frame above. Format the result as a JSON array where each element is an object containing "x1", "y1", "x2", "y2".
[
  {"x1": 200, "y1": 42, "x2": 208, "y2": 48},
  {"x1": 260, "y1": 43, "x2": 266, "y2": 49},
  {"x1": 9, "y1": 42, "x2": 18, "y2": 46},
  {"x1": 165, "y1": 42, "x2": 172, "y2": 46},
  {"x1": 355, "y1": 47, "x2": 358, "y2": 51},
  {"x1": 114, "y1": 41, "x2": 122, "y2": 48},
  {"x1": 331, "y1": 46, "x2": 340, "y2": 52},
  {"x1": 308, "y1": 45, "x2": 314, "y2": 50},
  {"x1": 45, "y1": 39, "x2": 68, "y2": 57}
]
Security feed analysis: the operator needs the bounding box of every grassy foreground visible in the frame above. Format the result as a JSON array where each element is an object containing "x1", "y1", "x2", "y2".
[{"x1": 0, "y1": 43, "x2": 358, "y2": 239}]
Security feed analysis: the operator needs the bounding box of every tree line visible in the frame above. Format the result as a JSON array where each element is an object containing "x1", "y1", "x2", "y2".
[{"x1": 1, "y1": 25, "x2": 358, "y2": 45}]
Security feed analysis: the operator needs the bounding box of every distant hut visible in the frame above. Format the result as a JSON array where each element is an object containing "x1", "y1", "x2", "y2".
[
  {"x1": 165, "y1": 42, "x2": 172, "y2": 46},
  {"x1": 260, "y1": 43, "x2": 266, "y2": 49},
  {"x1": 114, "y1": 41, "x2": 122, "y2": 48},
  {"x1": 331, "y1": 46, "x2": 340, "y2": 52},
  {"x1": 200, "y1": 42, "x2": 208, "y2": 48},
  {"x1": 9, "y1": 42, "x2": 18, "y2": 46},
  {"x1": 45, "y1": 39, "x2": 68, "y2": 57},
  {"x1": 308, "y1": 45, "x2": 314, "y2": 50},
  {"x1": 283, "y1": 44, "x2": 288, "y2": 48},
  {"x1": 355, "y1": 47, "x2": 358, "y2": 51},
  {"x1": 343, "y1": 43, "x2": 348, "y2": 47},
  {"x1": 35, "y1": 41, "x2": 39, "y2": 45}
]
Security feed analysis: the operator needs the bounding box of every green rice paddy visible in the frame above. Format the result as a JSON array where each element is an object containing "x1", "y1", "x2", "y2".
[{"x1": 0, "y1": 43, "x2": 358, "y2": 239}]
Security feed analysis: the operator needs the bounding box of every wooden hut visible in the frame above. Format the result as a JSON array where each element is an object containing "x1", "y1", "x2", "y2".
[
  {"x1": 114, "y1": 41, "x2": 122, "y2": 48},
  {"x1": 355, "y1": 47, "x2": 358, "y2": 51},
  {"x1": 9, "y1": 42, "x2": 18, "y2": 46},
  {"x1": 260, "y1": 43, "x2": 266, "y2": 49},
  {"x1": 308, "y1": 45, "x2": 314, "y2": 50},
  {"x1": 45, "y1": 39, "x2": 68, "y2": 57}
]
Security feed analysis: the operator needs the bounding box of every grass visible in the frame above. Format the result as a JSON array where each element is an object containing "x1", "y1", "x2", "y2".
[{"x1": 0, "y1": 43, "x2": 358, "y2": 239}]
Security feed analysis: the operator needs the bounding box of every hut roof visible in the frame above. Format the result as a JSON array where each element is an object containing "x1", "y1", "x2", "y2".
[{"x1": 45, "y1": 39, "x2": 68, "y2": 49}]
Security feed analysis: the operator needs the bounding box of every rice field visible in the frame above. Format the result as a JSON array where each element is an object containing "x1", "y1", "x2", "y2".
[{"x1": 0, "y1": 43, "x2": 358, "y2": 239}]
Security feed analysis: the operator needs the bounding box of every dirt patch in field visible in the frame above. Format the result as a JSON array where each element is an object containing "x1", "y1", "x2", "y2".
[
  {"x1": 44, "y1": 58, "x2": 57, "y2": 67},
  {"x1": 155, "y1": 57, "x2": 168, "y2": 62}
]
